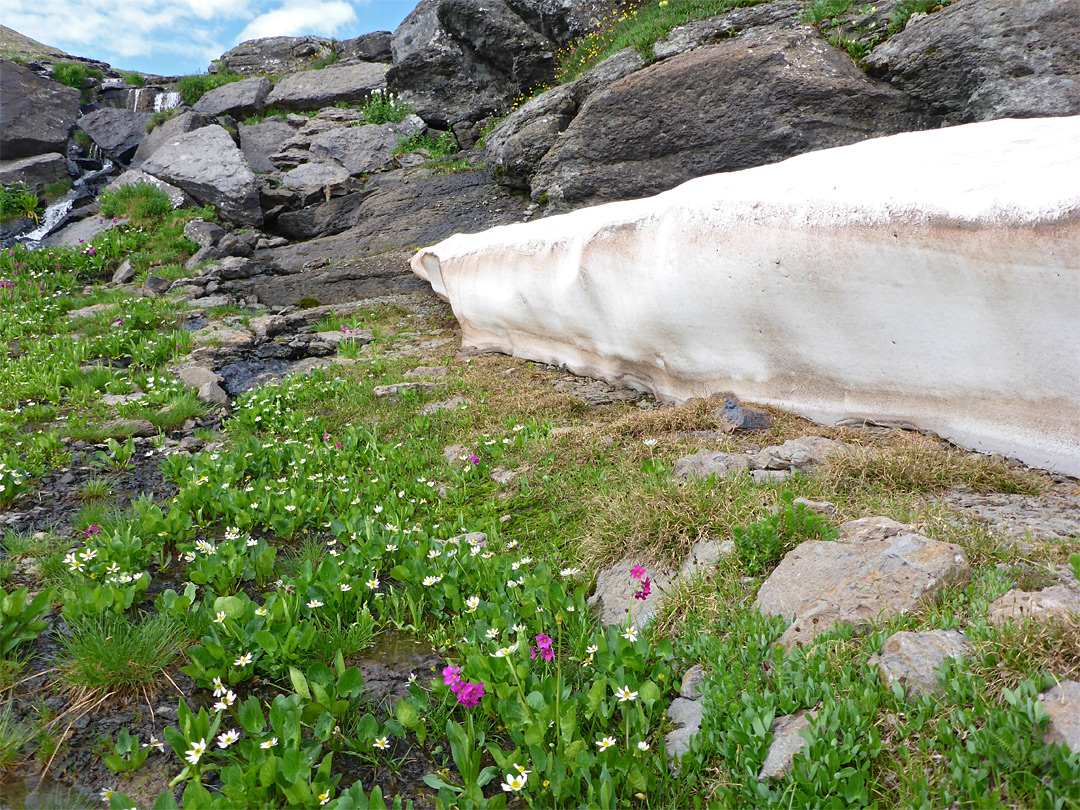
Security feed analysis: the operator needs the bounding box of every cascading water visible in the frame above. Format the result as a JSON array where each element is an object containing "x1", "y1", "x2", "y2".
[
  {"x1": 154, "y1": 91, "x2": 181, "y2": 112},
  {"x1": 7, "y1": 159, "x2": 116, "y2": 248}
]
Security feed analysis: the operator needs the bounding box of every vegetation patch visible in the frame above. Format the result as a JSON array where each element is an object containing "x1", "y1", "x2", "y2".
[{"x1": 176, "y1": 69, "x2": 244, "y2": 106}]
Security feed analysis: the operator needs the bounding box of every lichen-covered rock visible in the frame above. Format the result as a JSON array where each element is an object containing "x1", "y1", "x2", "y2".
[
  {"x1": 0, "y1": 59, "x2": 80, "y2": 160},
  {"x1": 193, "y1": 77, "x2": 271, "y2": 119},
  {"x1": 869, "y1": 629, "x2": 971, "y2": 696},
  {"x1": 214, "y1": 35, "x2": 336, "y2": 77},
  {"x1": 265, "y1": 63, "x2": 389, "y2": 112},
  {"x1": 987, "y1": 585, "x2": 1080, "y2": 625}
]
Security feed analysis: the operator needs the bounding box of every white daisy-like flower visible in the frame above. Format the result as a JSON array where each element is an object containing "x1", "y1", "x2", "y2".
[
  {"x1": 340, "y1": 583, "x2": 352, "y2": 592},
  {"x1": 184, "y1": 738, "x2": 207, "y2": 765},
  {"x1": 366, "y1": 577, "x2": 380, "y2": 589},
  {"x1": 422, "y1": 574, "x2": 443, "y2": 586},
  {"x1": 621, "y1": 626, "x2": 638, "y2": 642},
  {"x1": 485, "y1": 627, "x2": 500, "y2": 640},
  {"x1": 217, "y1": 729, "x2": 240, "y2": 748},
  {"x1": 373, "y1": 737, "x2": 390, "y2": 750},
  {"x1": 586, "y1": 645, "x2": 599, "y2": 654},
  {"x1": 234, "y1": 652, "x2": 253, "y2": 667},
  {"x1": 261, "y1": 737, "x2": 278, "y2": 749},
  {"x1": 500, "y1": 773, "x2": 527, "y2": 792},
  {"x1": 596, "y1": 736, "x2": 616, "y2": 752},
  {"x1": 212, "y1": 677, "x2": 226, "y2": 697},
  {"x1": 560, "y1": 567, "x2": 582, "y2": 577},
  {"x1": 307, "y1": 599, "x2": 324, "y2": 609},
  {"x1": 490, "y1": 642, "x2": 520, "y2": 658},
  {"x1": 385, "y1": 544, "x2": 397, "y2": 552},
  {"x1": 465, "y1": 596, "x2": 480, "y2": 612},
  {"x1": 637, "y1": 740, "x2": 650, "y2": 751},
  {"x1": 255, "y1": 607, "x2": 268, "y2": 617},
  {"x1": 615, "y1": 685, "x2": 639, "y2": 702},
  {"x1": 213, "y1": 611, "x2": 227, "y2": 624}
]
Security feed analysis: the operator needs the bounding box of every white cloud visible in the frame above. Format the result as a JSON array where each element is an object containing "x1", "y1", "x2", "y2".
[{"x1": 236, "y1": 0, "x2": 358, "y2": 43}]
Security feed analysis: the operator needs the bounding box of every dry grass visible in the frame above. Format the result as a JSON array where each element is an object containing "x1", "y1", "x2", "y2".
[{"x1": 971, "y1": 616, "x2": 1080, "y2": 700}]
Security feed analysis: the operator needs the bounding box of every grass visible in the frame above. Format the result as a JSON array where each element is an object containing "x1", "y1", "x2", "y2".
[
  {"x1": 0, "y1": 699, "x2": 31, "y2": 774},
  {"x1": 0, "y1": 183, "x2": 41, "y2": 224},
  {"x1": 51, "y1": 61, "x2": 104, "y2": 103},
  {"x1": 121, "y1": 71, "x2": 145, "y2": 87},
  {"x1": 176, "y1": 69, "x2": 244, "y2": 106},
  {"x1": 98, "y1": 182, "x2": 173, "y2": 225},
  {"x1": 394, "y1": 131, "x2": 459, "y2": 158}
]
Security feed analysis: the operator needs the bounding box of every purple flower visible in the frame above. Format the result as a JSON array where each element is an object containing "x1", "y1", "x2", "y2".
[
  {"x1": 535, "y1": 634, "x2": 552, "y2": 650},
  {"x1": 442, "y1": 665, "x2": 462, "y2": 689},
  {"x1": 630, "y1": 565, "x2": 646, "y2": 581},
  {"x1": 82, "y1": 524, "x2": 102, "y2": 537},
  {"x1": 634, "y1": 577, "x2": 652, "y2": 601},
  {"x1": 468, "y1": 455, "x2": 480, "y2": 465},
  {"x1": 457, "y1": 681, "x2": 485, "y2": 707}
]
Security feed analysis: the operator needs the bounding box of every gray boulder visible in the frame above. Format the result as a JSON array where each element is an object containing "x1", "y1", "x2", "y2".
[
  {"x1": 142, "y1": 125, "x2": 263, "y2": 226},
  {"x1": 0, "y1": 153, "x2": 69, "y2": 195},
  {"x1": 273, "y1": 193, "x2": 369, "y2": 241},
  {"x1": 1038, "y1": 680, "x2": 1080, "y2": 754},
  {"x1": 865, "y1": 0, "x2": 1080, "y2": 122},
  {"x1": 664, "y1": 698, "x2": 704, "y2": 765},
  {"x1": 104, "y1": 169, "x2": 191, "y2": 209},
  {"x1": 869, "y1": 630, "x2": 970, "y2": 696},
  {"x1": 183, "y1": 219, "x2": 226, "y2": 248},
  {"x1": 0, "y1": 59, "x2": 80, "y2": 159},
  {"x1": 759, "y1": 710, "x2": 816, "y2": 780},
  {"x1": 214, "y1": 35, "x2": 336, "y2": 76},
  {"x1": 265, "y1": 63, "x2": 389, "y2": 112},
  {"x1": 77, "y1": 108, "x2": 153, "y2": 163},
  {"x1": 530, "y1": 27, "x2": 927, "y2": 209},
  {"x1": 193, "y1": 77, "x2": 271, "y2": 119},
  {"x1": 133, "y1": 110, "x2": 215, "y2": 165},
  {"x1": 308, "y1": 115, "x2": 425, "y2": 175},
  {"x1": 279, "y1": 161, "x2": 359, "y2": 204},
  {"x1": 652, "y1": 1, "x2": 804, "y2": 59},
  {"x1": 238, "y1": 118, "x2": 294, "y2": 173},
  {"x1": 987, "y1": 585, "x2": 1080, "y2": 625},
  {"x1": 339, "y1": 31, "x2": 393, "y2": 63}
]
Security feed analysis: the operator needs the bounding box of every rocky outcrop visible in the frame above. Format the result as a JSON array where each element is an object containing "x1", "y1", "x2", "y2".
[
  {"x1": 0, "y1": 59, "x2": 80, "y2": 159},
  {"x1": 411, "y1": 117, "x2": 1080, "y2": 476},
  {"x1": 868, "y1": 630, "x2": 971, "y2": 696},
  {"x1": 0, "y1": 153, "x2": 69, "y2": 195},
  {"x1": 213, "y1": 36, "x2": 336, "y2": 77},
  {"x1": 529, "y1": 26, "x2": 926, "y2": 209},
  {"x1": 77, "y1": 108, "x2": 152, "y2": 163},
  {"x1": 142, "y1": 125, "x2": 263, "y2": 226},
  {"x1": 865, "y1": 0, "x2": 1080, "y2": 122},
  {"x1": 133, "y1": 110, "x2": 214, "y2": 166},
  {"x1": 674, "y1": 437, "x2": 851, "y2": 483},
  {"x1": 339, "y1": 31, "x2": 394, "y2": 63},
  {"x1": 754, "y1": 518, "x2": 969, "y2": 648},
  {"x1": 265, "y1": 63, "x2": 389, "y2": 112},
  {"x1": 238, "y1": 118, "x2": 294, "y2": 173},
  {"x1": 193, "y1": 76, "x2": 271, "y2": 119},
  {"x1": 308, "y1": 115, "x2": 425, "y2": 175}
]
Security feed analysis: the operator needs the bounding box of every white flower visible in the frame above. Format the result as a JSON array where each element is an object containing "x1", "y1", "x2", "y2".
[
  {"x1": 216, "y1": 729, "x2": 240, "y2": 748},
  {"x1": 100, "y1": 788, "x2": 115, "y2": 801},
  {"x1": 373, "y1": 737, "x2": 390, "y2": 750},
  {"x1": 184, "y1": 738, "x2": 207, "y2": 765},
  {"x1": 319, "y1": 791, "x2": 331, "y2": 806},
  {"x1": 586, "y1": 645, "x2": 598, "y2": 654},
  {"x1": 485, "y1": 627, "x2": 500, "y2": 640},
  {"x1": 284, "y1": 504, "x2": 297, "y2": 512},
  {"x1": 597, "y1": 736, "x2": 616, "y2": 752},
  {"x1": 465, "y1": 596, "x2": 479, "y2": 613},
  {"x1": 422, "y1": 574, "x2": 443, "y2": 586},
  {"x1": 212, "y1": 677, "x2": 226, "y2": 697},
  {"x1": 560, "y1": 567, "x2": 582, "y2": 577},
  {"x1": 366, "y1": 577, "x2": 380, "y2": 589},
  {"x1": 247, "y1": 538, "x2": 258, "y2": 547},
  {"x1": 148, "y1": 735, "x2": 165, "y2": 753},
  {"x1": 490, "y1": 642, "x2": 520, "y2": 658},
  {"x1": 621, "y1": 626, "x2": 638, "y2": 642},
  {"x1": 307, "y1": 599, "x2": 324, "y2": 609},
  {"x1": 385, "y1": 544, "x2": 398, "y2": 552},
  {"x1": 340, "y1": 583, "x2": 352, "y2": 592},
  {"x1": 234, "y1": 652, "x2": 253, "y2": 667},
  {"x1": 261, "y1": 737, "x2": 278, "y2": 749},
  {"x1": 213, "y1": 611, "x2": 227, "y2": 624},
  {"x1": 615, "y1": 685, "x2": 639, "y2": 702},
  {"x1": 255, "y1": 607, "x2": 268, "y2": 617},
  {"x1": 637, "y1": 740, "x2": 650, "y2": 751},
  {"x1": 500, "y1": 773, "x2": 527, "y2": 792},
  {"x1": 642, "y1": 438, "x2": 658, "y2": 447}
]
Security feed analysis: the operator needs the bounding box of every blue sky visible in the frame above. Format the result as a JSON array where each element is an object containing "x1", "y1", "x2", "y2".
[{"x1": 6, "y1": 0, "x2": 418, "y2": 77}]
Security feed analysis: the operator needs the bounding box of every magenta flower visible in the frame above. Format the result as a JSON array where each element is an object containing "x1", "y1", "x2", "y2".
[
  {"x1": 442, "y1": 665, "x2": 462, "y2": 689},
  {"x1": 82, "y1": 524, "x2": 102, "y2": 537},
  {"x1": 468, "y1": 455, "x2": 480, "y2": 465},
  {"x1": 456, "y1": 681, "x2": 485, "y2": 707},
  {"x1": 634, "y1": 576, "x2": 652, "y2": 601},
  {"x1": 630, "y1": 565, "x2": 646, "y2": 581}
]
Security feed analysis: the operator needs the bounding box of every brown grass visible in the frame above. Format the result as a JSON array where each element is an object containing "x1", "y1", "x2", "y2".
[{"x1": 971, "y1": 616, "x2": 1080, "y2": 700}]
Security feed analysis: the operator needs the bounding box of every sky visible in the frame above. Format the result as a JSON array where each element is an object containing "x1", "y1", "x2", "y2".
[{"x1": 5, "y1": 0, "x2": 418, "y2": 77}]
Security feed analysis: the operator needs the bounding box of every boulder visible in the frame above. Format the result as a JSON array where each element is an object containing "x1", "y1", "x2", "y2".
[
  {"x1": 530, "y1": 27, "x2": 926, "y2": 209},
  {"x1": 133, "y1": 110, "x2": 216, "y2": 165},
  {"x1": 182, "y1": 219, "x2": 226, "y2": 248},
  {"x1": 238, "y1": 119, "x2": 294, "y2": 173},
  {"x1": 273, "y1": 193, "x2": 369, "y2": 241},
  {"x1": 308, "y1": 116, "x2": 425, "y2": 175},
  {"x1": 193, "y1": 77, "x2": 271, "y2": 119},
  {"x1": 0, "y1": 59, "x2": 80, "y2": 159},
  {"x1": 42, "y1": 215, "x2": 128, "y2": 248},
  {"x1": 214, "y1": 36, "x2": 336, "y2": 76},
  {"x1": 714, "y1": 395, "x2": 772, "y2": 432},
  {"x1": 176, "y1": 365, "x2": 230, "y2": 406},
  {"x1": 673, "y1": 451, "x2": 753, "y2": 480},
  {"x1": 652, "y1": 1, "x2": 804, "y2": 59},
  {"x1": 279, "y1": 161, "x2": 358, "y2": 202},
  {"x1": 265, "y1": 63, "x2": 389, "y2": 112},
  {"x1": 142, "y1": 125, "x2": 263, "y2": 227},
  {"x1": 868, "y1": 630, "x2": 971, "y2": 696},
  {"x1": 410, "y1": 117, "x2": 1080, "y2": 476},
  {"x1": 754, "y1": 524, "x2": 969, "y2": 648},
  {"x1": 77, "y1": 108, "x2": 153, "y2": 163},
  {"x1": 588, "y1": 558, "x2": 674, "y2": 628},
  {"x1": 1038, "y1": 680, "x2": 1080, "y2": 754},
  {"x1": 759, "y1": 710, "x2": 816, "y2": 780},
  {"x1": 664, "y1": 697, "x2": 703, "y2": 765},
  {"x1": 0, "y1": 153, "x2": 69, "y2": 195},
  {"x1": 386, "y1": 0, "x2": 558, "y2": 128},
  {"x1": 987, "y1": 585, "x2": 1080, "y2": 625},
  {"x1": 104, "y1": 169, "x2": 190, "y2": 209},
  {"x1": 339, "y1": 31, "x2": 394, "y2": 63},
  {"x1": 865, "y1": 0, "x2": 1080, "y2": 122}
]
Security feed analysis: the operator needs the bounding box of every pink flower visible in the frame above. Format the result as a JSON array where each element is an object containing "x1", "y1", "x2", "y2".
[
  {"x1": 83, "y1": 524, "x2": 102, "y2": 537},
  {"x1": 635, "y1": 577, "x2": 652, "y2": 601},
  {"x1": 442, "y1": 665, "x2": 462, "y2": 689},
  {"x1": 468, "y1": 455, "x2": 480, "y2": 465},
  {"x1": 456, "y1": 681, "x2": 485, "y2": 707},
  {"x1": 630, "y1": 565, "x2": 646, "y2": 581}
]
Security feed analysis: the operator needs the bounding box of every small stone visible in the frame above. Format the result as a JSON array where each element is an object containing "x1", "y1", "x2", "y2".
[
  {"x1": 405, "y1": 365, "x2": 452, "y2": 380},
  {"x1": 250, "y1": 314, "x2": 286, "y2": 338},
  {"x1": 1038, "y1": 680, "x2": 1080, "y2": 754},
  {"x1": 421, "y1": 396, "x2": 470, "y2": 414},
  {"x1": 987, "y1": 586, "x2": 1080, "y2": 626},
  {"x1": 111, "y1": 259, "x2": 136, "y2": 285},
  {"x1": 490, "y1": 466, "x2": 518, "y2": 484},
  {"x1": 443, "y1": 444, "x2": 470, "y2": 464},
  {"x1": 665, "y1": 697, "x2": 704, "y2": 765},
  {"x1": 680, "y1": 664, "x2": 706, "y2": 699},
  {"x1": 759, "y1": 710, "x2": 817, "y2": 780},
  {"x1": 178, "y1": 436, "x2": 206, "y2": 451},
  {"x1": 499, "y1": 515, "x2": 512, "y2": 524},
  {"x1": 678, "y1": 538, "x2": 726, "y2": 579},
  {"x1": 141, "y1": 276, "x2": 173, "y2": 296},
  {"x1": 446, "y1": 531, "x2": 487, "y2": 549},
  {"x1": 374, "y1": 382, "x2": 440, "y2": 398},
  {"x1": 792, "y1": 497, "x2": 838, "y2": 515},
  {"x1": 673, "y1": 450, "x2": 752, "y2": 480},
  {"x1": 713, "y1": 394, "x2": 772, "y2": 432},
  {"x1": 753, "y1": 469, "x2": 793, "y2": 484},
  {"x1": 838, "y1": 516, "x2": 916, "y2": 542},
  {"x1": 869, "y1": 629, "x2": 970, "y2": 696}
]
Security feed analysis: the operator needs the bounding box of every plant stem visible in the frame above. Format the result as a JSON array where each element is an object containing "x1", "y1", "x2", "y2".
[{"x1": 507, "y1": 660, "x2": 536, "y2": 724}]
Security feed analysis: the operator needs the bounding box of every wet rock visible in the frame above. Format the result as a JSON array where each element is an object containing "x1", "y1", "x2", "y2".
[
  {"x1": 76, "y1": 107, "x2": 152, "y2": 163},
  {"x1": 987, "y1": 585, "x2": 1080, "y2": 626},
  {"x1": 713, "y1": 394, "x2": 772, "y2": 432},
  {"x1": 755, "y1": 523, "x2": 969, "y2": 648},
  {"x1": 0, "y1": 59, "x2": 80, "y2": 159},
  {"x1": 132, "y1": 110, "x2": 216, "y2": 166},
  {"x1": 869, "y1": 629, "x2": 971, "y2": 696},
  {"x1": 265, "y1": 63, "x2": 390, "y2": 112},
  {"x1": 1037, "y1": 680, "x2": 1080, "y2": 753},
  {"x1": 665, "y1": 697, "x2": 704, "y2": 765},
  {"x1": 373, "y1": 382, "x2": 441, "y2": 398},
  {"x1": 142, "y1": 276, "x2": 173, "y2": 296},
  {"x1": 193, "y1": 76, "x2": 271, "y2": 118},
  {"x1": 239, "y1": 119, "x2": 295, "y2": 173},
  {"x1": 104, "y1": 168, "x2": 191, "y2": 209},
  {"x1": 0, "y1": 152, "x2": 69, "y2": 196},
  {"x1": 759, "y1": 709, "x2": 817, "y2": 780}
]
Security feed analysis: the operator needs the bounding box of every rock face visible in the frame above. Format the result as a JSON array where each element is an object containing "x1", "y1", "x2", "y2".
[
  {"x1": 411, "y1": 117, "x2": 1080, "y2": 476},
  {"x1": 214, "y1": 36, "x2": 336, "y2": 76},
  {"x1": 339, "y1": 31, "x2": 394, "y2": 63},
  {"x1": 0, "y1": 153, "x2": 69, "y2": 195},
  {"x1": 77, "y1": 108, "x2": 153, "y2": 163},
  {"x1": 308, "y1": 116, "x2": 425, "y2": 175},
  {"x1": 387, "y1": 0, "x2": 562, "y2": 128},
  {"x1": 0, "y1": 59, "x2": 80, "y2": 159},
  {"x1": 133, "y1": 110, "x2": 215, "y2": 166},
  {"x1": 1038, "y1": 680, "x2": 1080, "y2": 754},
  {"x1": 987, "y1": 585, "x2": 1080, "y2": 625},
  {"x1": 193, "y1": 77, "x2": 271, "y2": 118},
  {"x1": 237, "y1": 118, "x2": 294, "y2": 173},
  {"x1": 754, "y1": 519, "x2": 969, "y2": 648},
  {"x1": 265, "y1": 63, "x2": 389, "y2": 112},
  {"x1": 865, "y1": 0, "x2": 1080, "y2": 122},
  {"x1": 869, "y1": 630, "x2": 970, "y2": 696},
  {"x1": 529, "y1": 27, "x2": 926, "y2": 209},
  {"x1": 142, "y1": 125, "x2": 263, "y2": 226}
]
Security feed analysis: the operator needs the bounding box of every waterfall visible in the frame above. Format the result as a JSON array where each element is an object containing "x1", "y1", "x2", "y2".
[
  {"x1": 130, "y1": 88, "x2": 144, "y2": 111},
  {"x1": 154, "y1": 91, "x2": 182, "y2": 113},
  {"x1": 19, "y1": 193, "x2": 75, "y2": 243}
]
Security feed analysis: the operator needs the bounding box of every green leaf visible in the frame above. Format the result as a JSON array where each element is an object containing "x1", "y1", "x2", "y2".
[
  {"x1": 289, "y1": 666, "x2": 312, "y2": 701},
  {"x1": 238, "y1": 696, "x2": 266, "y2": 734},
  {"x1": 524, "y1": 722, "x2": 546, "y2": 747},
  {"x1": 395, "y1": 699, "x2": 419, "y2": 730},
  {"x1": 152, "y1": 789, "x2": 181, "y2": 810},
  {"x1": 213, "y1": 595, "x2": 245, "y2": 619},
  {"x1": 338, "y1": 667, "x2": 364, "y2": 697}
]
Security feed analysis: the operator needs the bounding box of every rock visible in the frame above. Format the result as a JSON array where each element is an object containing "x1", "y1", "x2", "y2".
[
  {"x1": 179, "y1": 436, "x2": 206, "y2": 451},
  {"x1": 215, "y1": 35, "x2": 336, "y2": 76},
  {"x1": 67, "y1": 303, "x2": 113, "y2": 321},
  {"x1": 386, "y1": 0, "x2": 560, "y2": 127},
  {"x1": 755, "y1": 528, "x2": 969, "y2": 648},
  {"x1": 111, "y1": 260, "x2": 136, "y2": 285},
  {"x1": 142, "y1": 125, "x2": 263, "y2": 227},
  {"x1": 753, "y1": 436, "x2": 850, "y2": 470},
  {"x1": 273, "y1": 194, "x2": 369, "y2": 241},
  {"x1": 588, "y1": 559, "x2": 673, "y2": 627},
  {"x1": 238, "y1": 119, "x2": 294, "y2": 173},
  {"x1": 373, "y1": 382, "x2": 441, "y2": 398},
  {"x1": 309, "y1": 116, "x2": 425, "y2": 175},
  {"x1": 409, "y1": 116, "x2": 1080, "y2": 477},
  {"x1": 792, "y1": 498, "x2": 837, "y2": 515},
  {"x1": 752, "y1": 470, "x2": 792, "y2": 484},
  {"x1": 673, "y1": 451, "x2": 752, "y2": 480},
  {"x1": 211, "y1": 257, "x2": 259, "y2": 281},
  {"x1": 183, "y1": 219, "x2": 227, "y2": 249},
  {"x1": 653, "y1": 1, "x2": 803, "y2": 59},
  {"x1": 177, "y1": 366, "x2": 230, "y2": 407},
  {"x1": 339, "y1": 31, "x2": 394, "y2": 63},
  {"x1": 104, "y1": 169, "x2": 190, "y2": 209},
  {"x1": 133, "y1": 110, "x2": 215, "y2": 166},
  {"x1": 0, "y1": 59, "x2": 80, "y2": 160},
  {"x1": 680, "y1": 664, "x2": 706, "y2": 700},
  {"x1": 987, "y1": 586, "x2": 1080, "y2": 626},
  {"x1": 140, "y1": 276, "x2": 173, "y2": 296},
  {"x1": 869, "y1": 630, "x2": 971, "y2": 696},
  {"x1": 838, "y1": 516, "x2": 916, "y2": 543},
  {"x1": 194, "y1": 325, "x2": 253, "y2": 349},
  {"x1": 77, "y1": 108, "x2": 152, "y2": 163},
  {"x1": 189, "y1": 294, "x2": 233, "y2": 308},
  {"x1": 443, "y1": 444, "x2": 471, "y2": 464},
  {"x1": 193, "y1": 77, "x2": 271, "y2": 118},
  {"x1": 41, "y1": 215, "x2": 128, "y2": 248},
  {"x1": 279, "y1": 161, "x2": 357, "y2": 202},
  {"x1": 529, "y1": 27, "x2": 926, "y2": 209},
  {"x1": 422, "y1": 396, "x2": 469, "y2": 414},
  {"x1": 265, "y1": 63, "x2": 389, "y2": 112},
  {"x1": 865, "y1": 0, "x2": 1080, "y2": 123},
  {"x1": 679, "y1": 538, "x2": 728, "y2": 580},
  {"x1": 1038, "y1": 680, "x2": 1080, "y2": 754},
  {"x1": 0, "y1": 153, "x2": 69, "y2": 195},
  {"x1": 664, "y1": 697, "x2": 704, "y2": 764},
  {"x1": 405, "y1": 366, "x2": 452, "y2": 380},
  {"x1": 714, "y1": 395, "x2": 772, "y2": 432},
  {"x1": 759, "y1": 710, "x2": 816, "y2": 780},
  {"x1": 100, "y1": 419, "x2": 156, "y2": 438},
  {"x1": 250, "y1": 314, "x2": 286, "y2": 338}
]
